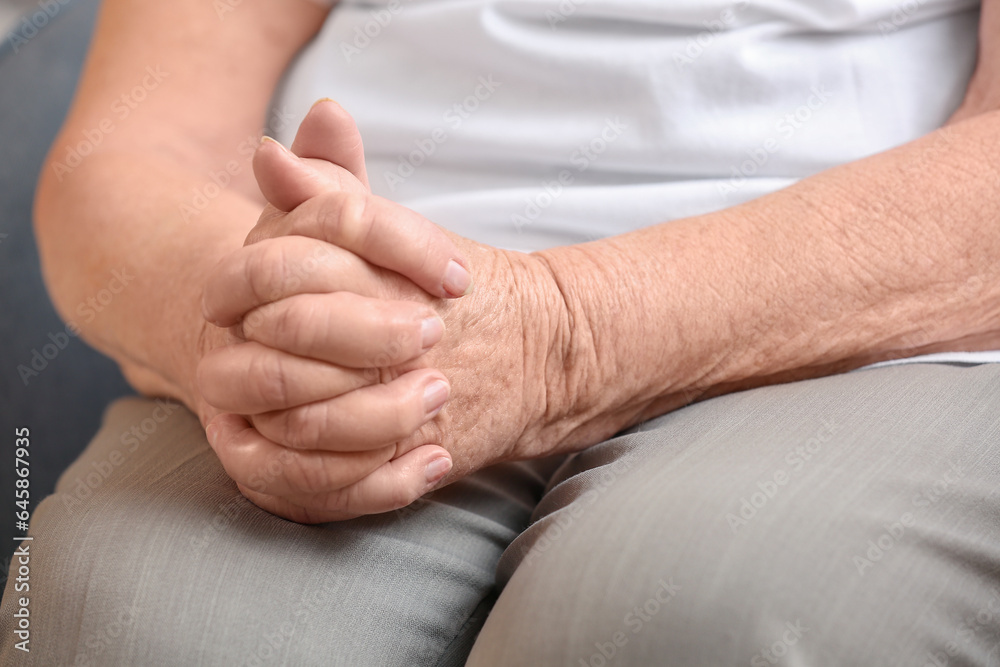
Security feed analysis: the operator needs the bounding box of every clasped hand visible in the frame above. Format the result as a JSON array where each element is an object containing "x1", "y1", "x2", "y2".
[{"x1": 196, "y1": 101, "x2": 568, "y2": 522}]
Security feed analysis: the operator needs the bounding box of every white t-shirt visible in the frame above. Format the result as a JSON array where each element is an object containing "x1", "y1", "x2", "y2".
[{"x1": 274, "y1": 0, "x2": 1000, "y2": 366}]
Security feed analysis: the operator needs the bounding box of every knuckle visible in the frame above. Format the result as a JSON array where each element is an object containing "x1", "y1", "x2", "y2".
[
  {"x1": 386, "y1": 477, "x2": 420, "y2": 512},
  {"x1": 332, "y1": 168, "x2": 361, "y2": 194},
  {"x1": 289, "y1": 454, "x2": 333, "y2": 494},
  {"x1": 372, "y1": 310, "x2": 420, "y2": 365},
  {"x1": 247, "y1": 353, "x2": 289, "y2": 408},
  {"x1": 403, "y1": 316, "x2": 427, "y2": 358},
  {"x1": 315, "y1": 193, "x2": 345, "y2": 242},
  {"x1": 245, "y1": 206, "x2": 285, "y2": 246},
  {"x1": 271, "y1": 300, "x2": 310, "y2": 350},
  {"x1": 340, "y1": 482, "x2": 374, "y2": 515},
  {"x1": 252, "y1": 452, "x2": 285, "y2": 490},
  {"x1": 415, "y1": 227, "x2": 435, "y2": 274},
  {"x1": 317, "y1": 449, "x2": 394, "y2": 513},
  {"x1": 318, "y1": 486, "x2": 353, "y2": 515},
  {"x1": 279, "y1": 404, "x2": 321, "y2": 449},
  {"x1": 378, "y1": 307, "x2": 419, "y2": 358},
  {"x1": 323, "y1": 192, "x2": 371, "y2": 249},
  {"x1": 389, "y1": 391, "x2": 424, "y2": 439},
  {"x1": 246, "y1": 242, "x2": 291, "y2": 306}
]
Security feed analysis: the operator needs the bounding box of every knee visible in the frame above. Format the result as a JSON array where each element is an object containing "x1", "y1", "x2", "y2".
[
  {"x1": 473, "y1": 454, "x2": 990, "y2": 667},
  {"x1": 473, "y1": 475, "x2": 827, "y2": 666}
]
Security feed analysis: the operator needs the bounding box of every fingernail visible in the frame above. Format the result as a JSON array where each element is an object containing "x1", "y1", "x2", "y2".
[
  {"x1": 205, "y1": 424, "x2": 219, "y2": 447},
  {"x1": 423, "y1": 380, "x2": 450, "y2": 417},
  {"x1": 443, "y1": 260, "x2": 473, "y2": 297},
  {"x1": 421, "y1": 316, "x2": 444, "y2": 350},
  {"x1": 311, "y1": 97, "x2": 339, "y2": 110},
  {"x1": 260, "y1": 136, "x2": 289, "y2": 152},
  {"x1": 425, "y1": 456, "x2": 452, "y2": 486}
]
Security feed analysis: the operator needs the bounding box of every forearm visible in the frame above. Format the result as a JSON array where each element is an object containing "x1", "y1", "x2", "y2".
[
  {"x1": 35, "y1": 0, "x2": 328, "y2": 413},
  {"x1": 36, "y1": 151, "x2": 258, "y2": 409},
  {"x1": 537, "y1": 111, "x2": 1000, "y2": 449}
]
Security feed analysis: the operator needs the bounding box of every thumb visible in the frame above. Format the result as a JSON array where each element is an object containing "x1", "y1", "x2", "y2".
[
  {"x1": 253, "y1": 136, "x2": 366, "y2": 212},
  {"x1": 291, "y1": 98, "x2": 371, "y2": 189}
]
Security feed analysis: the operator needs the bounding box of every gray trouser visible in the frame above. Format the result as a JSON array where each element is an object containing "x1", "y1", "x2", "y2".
[{"x1": 2, "y1": 363, "x2": 1000, "y2": 666}]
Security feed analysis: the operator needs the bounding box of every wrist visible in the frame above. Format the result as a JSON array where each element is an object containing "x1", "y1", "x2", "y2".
[
  {"x1": 527, "y1": 215, "x2": 773, "y2": 448},
  {"x1": 524, "y1": 242, "x2": 665, "y2": 454}
]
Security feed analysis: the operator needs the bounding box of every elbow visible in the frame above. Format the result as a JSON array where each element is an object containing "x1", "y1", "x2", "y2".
[
  {"x1": 31, "y1": 137, "x2": 103, "y2": 330},
  {"x1": 34, "y1": 151, "x2": 70, "y2": 313}
]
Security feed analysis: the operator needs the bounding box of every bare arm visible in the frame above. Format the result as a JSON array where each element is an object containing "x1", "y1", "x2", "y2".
[
  {"x1": 47, "y1": 0, "x2": 1000, "y2": 521},
  {"x1": 195, "y1": 4, "x2": 1000, "y2": 521},
  {"x1": 35, "y1": 0, "x2": 329, "y2": 418},
  {"x1": 535, "y1": 13, "x2": 1000, "y2": 451},
  {"x1": 195, "y1": 84, "x2": 1000, "y2": 521}
]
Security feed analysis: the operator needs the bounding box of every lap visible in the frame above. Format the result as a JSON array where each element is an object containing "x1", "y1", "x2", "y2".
[
  {"x1": 3, "y1": 363, "x2": 1000, "y2": 666},
  {"x1": 0, "y1": 397, "x2": 555, "y2": 666},
  {"x1": 472, "y1": 362, "x2": 1000, "y2": 666}
]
